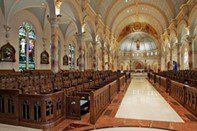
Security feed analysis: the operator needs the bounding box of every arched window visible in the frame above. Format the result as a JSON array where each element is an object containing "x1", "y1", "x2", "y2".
[
  {"x1": 19, "y1": 22, "x2": 36, "y2": 70},
  {"x1": 183, "y1": 48, "x2": 189, "y2": 69},
  {"x1": 69, "y1": 44, "x2": 75, "y2": 70}
]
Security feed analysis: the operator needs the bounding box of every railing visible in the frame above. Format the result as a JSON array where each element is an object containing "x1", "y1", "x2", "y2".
[
  {"x1": 184, "y1": 86, "x2": 197, "y2": 116},
  {"x1": 118, "y1": 75, "x2": 125, "y2": 91},
  {"x1": 90, "y1": 85, "x2": 110, "y2": 124},
  {"x1": 0, "y1": 89, "x2": 64, "y2": 129},
  {"x1": 170, "y1": 80, "x2": 185, "y2": 105},
  {"x1": 148, "y1": 73, "x2": 197, "y2": 117},
  {"x1": 0, "y1": 89, "x2": 19, "y2": 125},
  {"x1": 109, "y1": 80, "x2": 118, "y2": 102},
  {"x1": 160, "y1": 76, "x2": 167, "y2": 92},
  {"x1": 18, "y1": 91, "x2": 64, "y2": 128}
]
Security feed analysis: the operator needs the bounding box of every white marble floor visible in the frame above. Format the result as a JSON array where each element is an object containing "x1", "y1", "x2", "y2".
[
  {"x1": 0, "y1": 123, "x2": 41, "y2": 131},
  {"x1": 94, "y1": 127, "x2": 168, "y2": 131},
  {"x1": 115, "y1": 77, "x2": 184, "y2": 122}
]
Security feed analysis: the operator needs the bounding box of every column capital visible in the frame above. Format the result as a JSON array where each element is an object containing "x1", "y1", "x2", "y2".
[
  {"x1": 75, "y1": 32, "x2": 85, "y2": 39},
  {"x1": 47, "y1": 16, "x2": 60, "y2": 27}
]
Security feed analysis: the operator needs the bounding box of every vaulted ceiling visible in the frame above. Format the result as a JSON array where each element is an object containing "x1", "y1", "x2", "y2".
[{"x1": 90, "y1": 0, "x2": 187, "y2": 37}]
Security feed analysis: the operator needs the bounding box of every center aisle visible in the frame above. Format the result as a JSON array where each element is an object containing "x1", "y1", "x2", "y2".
[{"x1": 115, "y1": 77, "x2": 184, "y2": 122}]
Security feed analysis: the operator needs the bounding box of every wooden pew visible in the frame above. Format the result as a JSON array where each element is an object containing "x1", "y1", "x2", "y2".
[{"x1": 90, "y1": 85, "x2": 110, "y2": 124}]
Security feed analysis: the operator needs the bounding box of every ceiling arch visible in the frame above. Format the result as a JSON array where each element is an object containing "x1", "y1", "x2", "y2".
[
  {"x1": 90, "y1": 0, "x2": 187, "y2": 35},
  {"x1": 5, "y1": 0, "x2": 50, "y2": 25},
  {"x1": 103, "y1": 0, "x2": 173, "y2": 24},
  {"x1": 60, "y1": 1, "x2": 82, "y2": 31},
  {"x1": 107, "y1": 3, "x2": 168, "y2": 29}
]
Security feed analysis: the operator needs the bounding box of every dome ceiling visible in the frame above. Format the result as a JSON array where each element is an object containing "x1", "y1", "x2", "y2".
[
  {"x1": 90, "y1": 0, "x2": 187, "y2": 36},
  {"x1": 120, "y1": 32, "x2": 157, "y2": 51}
]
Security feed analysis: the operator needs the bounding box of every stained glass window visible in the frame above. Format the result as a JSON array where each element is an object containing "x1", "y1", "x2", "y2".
[
  {"x1": 69, "y1": 44, "x2": 75, "y2": 70},
  {"x1": 19, "y1": 22, "x2": 36, "y2": 70}
]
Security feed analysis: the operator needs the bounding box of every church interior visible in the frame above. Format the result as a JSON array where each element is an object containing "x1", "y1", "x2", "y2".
[{"x1": 0, "y1": 0, "x2": 197, "y2": 130}]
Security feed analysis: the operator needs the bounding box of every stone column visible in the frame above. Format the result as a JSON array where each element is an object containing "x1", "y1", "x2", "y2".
[
  {"x1": 164, "y1": 52, "x2": 167, "y2": 70},
  {"x1": 158, "y1": 58, "x2": 161, "y2": 71},
  {"x1": 76, "y1": 33, "x2": 85, "y2": 71},
  {"x1": 170, "y1": 48, "x2": 173, "y2": 70},
  {"x1": 177, "y1": 44, "x2": 181, "y2": 70},
  {"x1": 117, "y1": 55, "x2": 119, "y2": 70},
  {"x1": 101, "y1": 41, "x2": 105, "y2": 70},
  {"x1": 92, "y1": 41, "x2": 97, "y2": 71},
  {"x1": 186, "y1": 36, "x2": 194, "y2": 70},
  {"x1": 107, "y1": 51, "x2": 110, "y2": 70},
  {"x1": 49, "y1": 17, "x2": 59, "y2": 73}
]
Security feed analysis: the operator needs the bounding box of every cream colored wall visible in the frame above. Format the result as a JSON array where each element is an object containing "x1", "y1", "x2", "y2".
[
  {"x1": 0, "y1": 10, "x2": 51, "y2": 71},
  {"x1": 0, "y1": 1, "x2": 196, "y2": 71}
]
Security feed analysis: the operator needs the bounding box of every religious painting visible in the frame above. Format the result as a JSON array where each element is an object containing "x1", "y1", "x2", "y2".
[
  {"x1": 135, "y1": 61, "x2": 142, "y2": 69},
  {"x1": 0, "y1": 42, "x2": 16, "y2": 62},
  {"x1": 63, "y1": 54, "x2": 68, "y2": 65},
  {"x1": 40, "y1": 50, "x2": 49, "y2": 64}
]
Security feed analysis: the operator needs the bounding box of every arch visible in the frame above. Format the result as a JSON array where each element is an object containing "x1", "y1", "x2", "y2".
[
  {"x1": 177, "y1": 19, "x2": 189, "y2": 42},
  {"x1": 104, "y1": 1, "x2": 171, "y2": 26},
  {"x1": 96, "y1": 26, "x2": 104, "y2": 40},
  {"x1": 7, "y1": 0, "x2": 52, "y2": 25},
  {"x1": 188, "y1": 4, "x2": 197, "y2": 36},
  {"x1": 60, "y1": 0, "x2": 82, "y2": 32},
  {"x1": 114, "y1": 14, "x2": 163, "y2": 37},
  {"x1": 169, "y1": 29, "x2": 178, "y2": 48},
  {"x1": 108, "y1": 3, "x2": 168, "y2": 29},
  {"x1": 85, "y1": 16, "x2": 96, "y2": 40}
]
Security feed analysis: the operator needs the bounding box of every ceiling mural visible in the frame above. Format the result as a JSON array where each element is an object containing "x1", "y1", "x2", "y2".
[{"x1": 117, "y1": 22, "x2": 158, "y2": 42}]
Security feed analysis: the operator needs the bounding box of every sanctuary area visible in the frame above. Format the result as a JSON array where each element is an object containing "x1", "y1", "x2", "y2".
[{"x1": 0, "y1": 0, "x2": 196, "y2": 130}]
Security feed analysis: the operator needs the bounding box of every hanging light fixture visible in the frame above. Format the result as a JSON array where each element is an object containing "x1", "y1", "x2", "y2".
[{"x1": 136, "y1": 39, "x2": 140, "y2": 50}]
